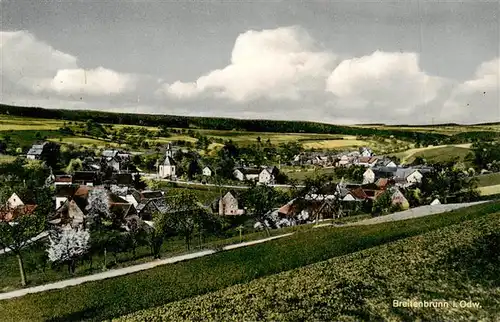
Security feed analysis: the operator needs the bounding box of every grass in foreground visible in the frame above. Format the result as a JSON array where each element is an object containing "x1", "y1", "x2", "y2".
[
  {"x1": 0, "y1": 201, "x2": 498, "y2": 321},
  {"x1": 119, "y1": 212, "x2": 500, "y2": 322}
]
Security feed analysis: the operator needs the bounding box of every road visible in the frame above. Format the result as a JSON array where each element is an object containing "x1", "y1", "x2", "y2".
[
  {"x1": 0, "y1": 232, "x2": 49, "y2": 256},
  {"x1": 140, "y1": 173, "x2": 304, "y2": 189},
  {"x1": 0, "y1": 233, "x2": 293, "y2": 301}
]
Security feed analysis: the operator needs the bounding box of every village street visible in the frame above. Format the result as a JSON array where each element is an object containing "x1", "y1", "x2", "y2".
[
  {"x1": 0, "y1": 200, "x2": 490, "y2": 301},
  {"x1": 139, "y1": 172, "x2": 305, "y2": 189}
]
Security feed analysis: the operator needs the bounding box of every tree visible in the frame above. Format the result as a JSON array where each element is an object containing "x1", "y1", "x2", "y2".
[
  {"x1": 372, "y1": 189, "x2": 393, "y2": 216},
  {"x1": 85, "y1": 187, "x2": 111, "y2": 229},
  {"x1": 155, "y1": 191, "x2": 213, "y2": 250},
  {"x1": 47, "y1": 227, "x2": 90, "y2": 274},
  {"x1": 0, "y1": 211, "x2": 46, "y2": 286},
  {"x1": 242, "y1": 183, "x2": 281, "y2": 236},
  {"x1": 65, "y1": 158, "x2": 83, "y2": 174}
]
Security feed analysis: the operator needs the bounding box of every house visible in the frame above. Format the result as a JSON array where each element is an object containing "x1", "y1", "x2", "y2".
[
  {"x1": 394, "y1": 168, "x2": 423, "y2": 185},
  {"x1": 72, "y1": 171, "x2": 99, "y2": 186},
  {"x1": 342, "y1": 187, "x2": 369, "y2": 202},
  {"x1": 389, "y1": 188, "x2": 410, "y2": 210},
  {"x1": 233, "y1": 168, "x2": 261, "y2": 181},
  {"x1": 101, "y1": 150, "x2": 131, "y2": 172},
  {"x1": 218, "y1": 192, "x2": 245, "y2": 216},
  {"x1": 360, "y1": 147, "x2": 373, "y2": 157},
  {"x1": 55, "y1": 175, "x2": 73, "y2": 186},
  {"x1": 6, "y1": 193, "x2": 24, "y2": 208},
  {"x1": 312, "y1": 155, "x2": 329, "y2": 166},
  {"x1": 26, "y1": 142, "x2": 60, "y2": 160},
  {"x1": 377, "y1": 159, "x2": 398, "y2": 168},
  {"x1": 48, "y1": 199, "x2": 85, "y2": 228},
  {"x1": 258, "y1": 166, "x2": 279, "y2": 184},
  {"x1": 158, "y1": 145, "x2": 176, "y2": 179},
  {"x1": 202, "y1": 166, "x2": 213, "y2": 177},
  {"x1": 55, "y1": 185, "x2": 80, "y2": 210},
  {"x1": 1, "y1": 193, "x2": 37, "y2": 222}
]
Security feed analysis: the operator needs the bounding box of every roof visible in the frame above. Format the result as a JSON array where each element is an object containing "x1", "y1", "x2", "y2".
[
  {"x1": 73, "y1": 171, "x2": 98, "y2": 181},
  {"x1": 395, "y1": 168, "x2": 419, "y2": 179},
  {"x1": 102, "y1": 150, "x2": 119, "y2": 158},
  {"x1": 112, "y1": 173, "x2": 133, "y2": 185},
  {"x1": 349, "y1": 187, "x2": 369, "y2": 200},
  {"x1": 55, "y1": 185, "x2": 80, "y2": 197},
  {"x1": 375, "y1": 178, "x2": 390, "y2": 189},
  {"x1": 235, "y1": 168, "x2": 262, "y2": 175},
  {"x1": 55, "y1": 175, "x2": 72, "y2": 183},
  {"x1": 74, "y1": 185, "x2": 91, "y2": 197},
  {"x1": 49, "y1": 200, "x2": 84, "y2": 226},
  {"x1": 141, "y1": 191, "x2": 164, "y2": 199},
  {"x1": 0, "y1": 205, "x2": 37, "y2": 222},
  {"x1": 163, "y1": 156, "x2": 175, "y2": 166},
  {"x1": 27, "y1": 143, "x2": 47, "y2": 155}
]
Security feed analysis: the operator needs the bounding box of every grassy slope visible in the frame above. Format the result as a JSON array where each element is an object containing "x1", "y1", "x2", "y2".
[
  {"x1": 405, "y1": 146, "x2": 471, "y2": 164},
  {"x1": 0, "y1": 201, "x2": 498, "y2": 321},
  {"x1": 390, "y1": 144, "x2": 472, "y2": 163},
  {"x1": 119, "y1": 212, "x2": 500, "y2": 322}
]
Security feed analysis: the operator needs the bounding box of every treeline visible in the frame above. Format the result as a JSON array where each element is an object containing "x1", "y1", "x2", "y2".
[{"x1": 0, "y1": 104, "x2": 495, "y2": 144}]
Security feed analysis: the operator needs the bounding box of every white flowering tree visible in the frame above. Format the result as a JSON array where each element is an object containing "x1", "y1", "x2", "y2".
[
  {"x1": 85, "y1": 187, "x2": 111, "y2": 228},
  {"x1": 47, "y1": 226, "x2": 90, "y2": 274}
]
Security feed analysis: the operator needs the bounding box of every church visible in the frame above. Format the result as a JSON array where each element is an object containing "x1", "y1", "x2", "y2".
[{"x1": 158, "y1": 144, "x2": 177, "y2": 179}]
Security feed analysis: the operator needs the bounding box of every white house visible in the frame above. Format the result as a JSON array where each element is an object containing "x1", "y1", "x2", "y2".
[
  {"x1": 7, "y1": 193, "x2": 24, "y2": 208},
  {"x1": 258, "y1": 168, "x2": 275, "y2": 184},
  {"x1": 360, "y1": 147, "x2": 373, "y2": 157},
  {"x1": 395, "y1": 169, "x2": 423, "y2": 184},
  {"x1": 202, "y1": 166, "x2": 213, "y2": 177},
  {"x1": 363, "y1": 168, "x2": 376, "y2": 184}
]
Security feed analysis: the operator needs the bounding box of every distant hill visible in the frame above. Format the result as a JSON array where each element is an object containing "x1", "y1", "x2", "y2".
[{"x1": 0, "y1": 103, "x2": 495, "y2": 144}]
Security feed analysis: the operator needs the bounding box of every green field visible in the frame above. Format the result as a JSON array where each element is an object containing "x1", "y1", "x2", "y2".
[
  {"x1": 120, "y1": 212, "x2": 500, "y2": 321},
  {"x1": 0, "y1": 115, "x2": 65, "y2": 131},
  {"x1": 0, "y1": 201, "x2": 498, "y2": 321},
  {"x1": 389, "y1": 144, "x2": 472, "y2": 164},
  {"x1": 404, "y1": 146, "x2": 472, "y2": 164},
  {"x1": 284, "y1": 167, "x2": 338, "y2": 181}
]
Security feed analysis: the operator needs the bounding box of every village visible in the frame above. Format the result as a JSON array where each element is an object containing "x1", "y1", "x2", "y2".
[{"x1": 2, "y1": 139, "x2": 450, "y2": 232}]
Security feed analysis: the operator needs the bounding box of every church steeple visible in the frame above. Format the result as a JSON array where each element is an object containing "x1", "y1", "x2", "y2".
[{"x1": 166, "y1": 143, "x2": 173, "y2": 158}]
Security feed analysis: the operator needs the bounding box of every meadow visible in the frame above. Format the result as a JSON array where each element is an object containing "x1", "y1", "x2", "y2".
[
  {"x1": 119, "y1": 211, "x2": 500, "y2": 322},
  {"x1": 0, "y1": 201, "x2": 498, "y2": 321}
]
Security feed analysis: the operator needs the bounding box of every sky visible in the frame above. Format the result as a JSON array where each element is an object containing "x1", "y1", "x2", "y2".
[{"x1": 1, "y1": 0, "x2": 499, "y2": 125}]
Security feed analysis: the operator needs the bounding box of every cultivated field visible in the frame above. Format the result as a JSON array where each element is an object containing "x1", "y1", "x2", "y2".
[
  {"x1": 390, "y1": 144, "x2": 472, "y2": 163},
  {"x1": 119, "y1": 211, "x2": 500, "y2": 321}
]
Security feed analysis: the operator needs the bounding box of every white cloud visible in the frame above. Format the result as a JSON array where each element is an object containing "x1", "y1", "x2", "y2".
[
  {"x1": 443, "y1": 58, "x2": 500, "y2": 123},
  {"x1": 46, "y1": 67, "x2": 137, "y2": 96},
  {"x1": 0, "y1": 30, "x2": 135, "y2": 96},
  {"x1": 325, "y1": 51, "x2": 444, "y2": 113},
  {"x1": 160, "y1": 26, "x2": 336, "y2": 102}
]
